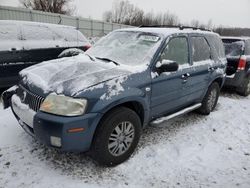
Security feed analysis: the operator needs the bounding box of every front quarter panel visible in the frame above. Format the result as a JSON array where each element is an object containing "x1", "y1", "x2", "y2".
[{"x1": 75, "y1": 69, "x2": 152, "y2": 125}]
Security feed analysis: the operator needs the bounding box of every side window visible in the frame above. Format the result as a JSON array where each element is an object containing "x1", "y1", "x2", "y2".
[
  {"x1": 191, "y1": 37, "x2": 211, "y2": 62},
  {"x1": 0, "y1": 24, "x2": 20, "y2": 40},
  {"x1": 161, "y1": 37, "x2": 189, "y2": 65},
  {"x1": 22, "y1": 25, "x2": 57, "y2": 40}
]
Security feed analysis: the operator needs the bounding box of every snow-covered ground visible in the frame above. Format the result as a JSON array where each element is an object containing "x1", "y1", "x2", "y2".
[{"x1": 0, "y1": 92, "x2": 249, "y2": 188}]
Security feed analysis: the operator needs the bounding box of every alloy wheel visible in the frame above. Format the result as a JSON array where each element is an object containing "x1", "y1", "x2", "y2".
[{"x1": 108, "y1": 121, "x2": 135, "y2": 157}]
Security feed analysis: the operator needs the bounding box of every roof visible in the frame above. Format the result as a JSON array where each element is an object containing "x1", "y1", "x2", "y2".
[
  {"x1": 221, "y1": 36, "x2": 250, "y2": 41},
  {"x1": 118, "y1": 27, "x2": 218, "y2": 38},
  {"x1": 0, "y1": 20, "x2": 76, "y2": 29}
]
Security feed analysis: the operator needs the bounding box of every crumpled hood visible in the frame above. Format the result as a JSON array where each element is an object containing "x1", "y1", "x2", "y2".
[{"x1": 20, "y1": 54, "x2": 131, "y2": 96}]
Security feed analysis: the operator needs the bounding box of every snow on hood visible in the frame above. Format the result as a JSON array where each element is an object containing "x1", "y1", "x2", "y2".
[{"x1": 20, "y1": 54, "x2": 132, "y2": 96}]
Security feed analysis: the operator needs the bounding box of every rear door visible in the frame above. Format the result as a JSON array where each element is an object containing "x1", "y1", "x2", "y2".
[
  {"x1": 186, "y1": 35, "x2": 214, "y2": 102},
  {"x1": 150, "y1": 35, "x2": 192, "y2": 118}
]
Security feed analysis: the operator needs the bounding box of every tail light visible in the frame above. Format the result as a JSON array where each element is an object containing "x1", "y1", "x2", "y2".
[
  {"x1": 238, "y1": 55, "x2": 247, "y2": 71},
  {"x1": 84, "y1": 44, "x2": 91, "y2": 50}
]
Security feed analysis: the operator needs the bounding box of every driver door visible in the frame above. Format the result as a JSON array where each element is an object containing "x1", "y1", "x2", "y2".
[{"x1": 150, "y1": 36, "x2": 192, "y2": 119}]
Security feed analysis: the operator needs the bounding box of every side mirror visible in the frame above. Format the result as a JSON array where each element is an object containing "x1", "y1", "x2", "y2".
[{"x1": 156, "y1": 60, "x2": 179, "y2": 74}]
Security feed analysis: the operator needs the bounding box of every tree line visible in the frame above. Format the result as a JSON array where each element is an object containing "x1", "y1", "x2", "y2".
[
  {"x1": 19, "y1": 0, "x2": 250, "y2": 36},
  {"x1": 103, "y1": 0, "x2": 250, "y2": 36}
]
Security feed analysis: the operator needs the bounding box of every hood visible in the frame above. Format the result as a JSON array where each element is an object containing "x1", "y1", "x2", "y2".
[{"x1": 20, "y1": 54, "x2": 131, "y2": 96}]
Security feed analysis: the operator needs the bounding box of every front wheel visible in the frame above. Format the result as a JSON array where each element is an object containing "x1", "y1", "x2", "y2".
[
  {"x1": 90, "y1": 107, "x2": 142, "y2": 166},
  {"x1": 197, "y1": 82, "x2": 220, "y2": 115}
]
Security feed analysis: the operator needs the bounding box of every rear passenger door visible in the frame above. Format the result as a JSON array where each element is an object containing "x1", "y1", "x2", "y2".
[{"x1": 187, "y1": 35, "x2": 214, "y2": 102}]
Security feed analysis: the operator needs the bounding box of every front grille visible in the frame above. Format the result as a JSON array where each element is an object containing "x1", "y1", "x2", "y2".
[{"x1": 16, "y1": 85, "x2": 45, "y2": 112}]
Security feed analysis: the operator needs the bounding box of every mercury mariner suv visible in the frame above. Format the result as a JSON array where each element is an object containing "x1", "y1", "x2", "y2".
[{"x1": 2, "y1": 26, "x2": 227, "y2": 166}]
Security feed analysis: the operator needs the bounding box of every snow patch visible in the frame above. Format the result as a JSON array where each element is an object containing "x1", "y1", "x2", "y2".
[
  {"x1": 0, "y1": 93, "x2": 250, "y2": 187},
  {"x1": 100, "y1": 76, "x2": 127, "y2": 100},
  {"x1": 20, "y1": 53, "x2": 116, "y2": 94}
]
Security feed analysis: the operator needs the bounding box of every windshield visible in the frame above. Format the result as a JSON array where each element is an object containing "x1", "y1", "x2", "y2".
[
  {"x1": 86, "y1": 31, "x2": 162, "y2": 66},
  {"x1": 223, "y1": 40, "x2": 245, "y2": 57}
]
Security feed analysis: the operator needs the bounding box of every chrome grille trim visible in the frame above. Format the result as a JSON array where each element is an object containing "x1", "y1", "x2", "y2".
[{"x1": 17, "y1": 85, "x2": 45, "y2": 112}]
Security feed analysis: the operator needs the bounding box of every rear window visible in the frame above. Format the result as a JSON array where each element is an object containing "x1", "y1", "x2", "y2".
[
  {"x1": 22, "y1": 25, "x2": 58, "y2": 40},
  {"x1": 222, "y1": 39, "x2": 244, "y2": 57},
  {"x1": 0, "y1": 24, "x2": 20, "y2": 40},
  {"x1": 53, "y1": 27, "x2": 88, "y2": 42},
  {"x1": 191, "y1": 37, "x2": 211, "y2": 62}
]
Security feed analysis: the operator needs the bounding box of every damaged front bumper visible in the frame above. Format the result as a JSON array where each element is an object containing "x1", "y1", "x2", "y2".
[{"x1": 4, "y1": 86, "x2": 102, "y2": 153}]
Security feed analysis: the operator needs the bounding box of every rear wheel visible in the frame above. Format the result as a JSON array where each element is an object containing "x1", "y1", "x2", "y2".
[
  {"x1": 90, "y1": 107, "x2": 142, "y2": 166},
  {"x1": 197, "y1": 82, "x2": 220, "y2": 115},
  {"x1": 236, "y1": 77, "x2": 250, "y2": 97}
]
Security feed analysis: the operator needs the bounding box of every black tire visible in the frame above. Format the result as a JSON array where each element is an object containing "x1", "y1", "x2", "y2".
[
  {"x1": 90, "y1": 107, "x2": 142, "y2": 166},
  {"x1": 236, "y1": 77, "x2": 250, "y2": 97},
  {"x1": 197, "y1": 82, "x2": 220, "y2": 115}
]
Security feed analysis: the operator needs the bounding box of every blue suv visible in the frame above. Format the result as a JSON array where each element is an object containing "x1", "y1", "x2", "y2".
[{"x1": 2, "y1": 26, "x2": 227, "y2": 166}]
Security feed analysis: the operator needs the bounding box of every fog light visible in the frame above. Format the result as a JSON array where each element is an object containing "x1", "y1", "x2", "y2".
[{"x1": 50, "y1": 136, "x2": 62, "y2": 147}]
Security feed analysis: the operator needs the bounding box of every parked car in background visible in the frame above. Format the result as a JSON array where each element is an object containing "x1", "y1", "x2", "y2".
[
  {"x1": 222, "y1": 37, "x2": 250, "y2": 96},
  {"x1": 2, "y1": 26, "x2": 226, "y2": 166},
  {"x1": 0, "y1": 20, "x2": 91, "y2": 89}
]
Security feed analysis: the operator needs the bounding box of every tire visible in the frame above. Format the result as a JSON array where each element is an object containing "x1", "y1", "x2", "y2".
[
  {"x1": 197, "y1": 82, "x2": 220, "y2": 115},
  {"x1": 236, "y1": 77, "x2": 250, "y2": 97},
  {"x1": 90, "y1": 107, "x2": 142, "y2": 166}
]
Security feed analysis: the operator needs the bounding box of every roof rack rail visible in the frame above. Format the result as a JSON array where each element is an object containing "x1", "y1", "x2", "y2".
[{"x1": 139, "y1": 25, "x2": 212, "y2": 32}]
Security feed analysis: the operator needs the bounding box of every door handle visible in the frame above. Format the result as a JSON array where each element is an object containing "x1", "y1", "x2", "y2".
[
  {"x1": 181, "y1": 73, "x2": 190, "y2": 79},
  {"x1": 208, "y1": 67, "x2": 215, "y2": 72},
  {"x1": 181, "y1": 73, "x2": 190, "y2": 83}
]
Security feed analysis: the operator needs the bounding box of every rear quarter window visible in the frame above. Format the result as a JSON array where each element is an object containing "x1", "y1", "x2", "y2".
[
  {"x1": 209, "y1": 35, "x2": 226, "y2": 59},
  {"x1": 191, "y1": 36, "x2": 211, "y2": 62},
  {"x1": 53, "y1": 27, "x2": 88, "y2": 42},
  {"x1": 0, "y1": 24, "x2": 20, "y2": 40},
  {"x1": 245, "y1": 40, "x2": 250, "y2": 55}
]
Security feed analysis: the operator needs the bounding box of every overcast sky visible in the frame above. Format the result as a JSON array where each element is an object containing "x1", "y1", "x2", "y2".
[{"x1": 1, "y1": 0, "x2": 250, "y2": 28}]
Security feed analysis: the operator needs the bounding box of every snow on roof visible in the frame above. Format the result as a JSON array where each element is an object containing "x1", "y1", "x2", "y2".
[
  {"x1": 221, "y1": 36, "x2": 250, "y2": 41},
  {"x1": 0, "y1": 20, "x2": 76, "y2": 29},
  {"x1": 118, "y1": 27, "x2": 218, "y2": 38}
]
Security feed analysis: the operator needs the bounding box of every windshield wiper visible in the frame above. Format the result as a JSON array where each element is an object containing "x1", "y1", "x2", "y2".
[
  {"x1": 85, "y1": 54, "x2": 96, "y2": 61},
  {"x1": 95, "y1": 57, "x2": 120, "y2": 66}
]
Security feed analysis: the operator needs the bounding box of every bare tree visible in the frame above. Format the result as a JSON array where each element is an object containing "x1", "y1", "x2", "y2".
[
  {"x1": 103, "y1": 0, "x2": 179, "y2": 26},
  {"x1": 19, "y1": 0, "x2": 74, "y2": 15},
  {"x1": 214, "y1": 27, "x2": 250, "y2": 37}
]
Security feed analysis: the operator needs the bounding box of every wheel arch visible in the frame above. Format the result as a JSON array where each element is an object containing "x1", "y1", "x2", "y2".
[
  {"x1": 213, "y1": 76, "x2": 224, "y2": 88},
  {"x1": 101, "y1": 99, "x2": 149, "y2": 127}
]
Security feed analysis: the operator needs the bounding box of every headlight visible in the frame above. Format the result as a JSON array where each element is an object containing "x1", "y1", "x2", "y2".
[{"x1": 40, "y1": 94, "x2": 87, "y2": 116}]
